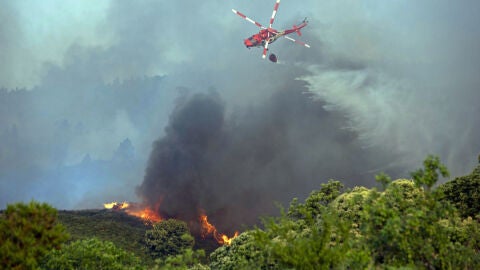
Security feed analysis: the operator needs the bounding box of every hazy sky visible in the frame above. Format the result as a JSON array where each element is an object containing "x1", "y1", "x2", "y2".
[{"x1": 1, "y1": 0, "x2": 479, "y2": 212}]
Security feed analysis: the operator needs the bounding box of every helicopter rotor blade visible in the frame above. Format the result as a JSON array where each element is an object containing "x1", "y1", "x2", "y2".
[
  {"x1": 262, "y1": 39, "x2": 270, "y2": 59},
  {"x1": 269, "y1": 0, "x2": 281, "y2": 29},
  {"x1": 284, "y1": 35, "x2": 310, "y2": 48},
  {"x1": 232, "y1": 9, "x2": 266, "y2": 29}
]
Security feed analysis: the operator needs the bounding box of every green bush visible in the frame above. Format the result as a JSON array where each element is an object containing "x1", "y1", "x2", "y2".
[
  {"x1": 41, "y1": 238, "x2": 144, "y2": 270},
  {"x1": 57, "y1": 209, "x2": 150, "y2": 262},
  {"x1": 154, "y1": 248, "x2": 209, "y2": 270},
  {"x1": 209, "y1": 232, "x2": 265, "y2": 270},
  {"x1": 252, "y1": 212, "x2": 352, "y2": 270},
  {"x1": 145, "y1": 219, "x2": 194, "y2": 259},
  {"x1": 210, "y1": 181, "x2": 355, "y2": 270},
  {"x1": 210, "y1": 156, "x2": 480, "y2": 269},
  {"x1": 438, "y1": 160, "x2": 480, "y2": 219},
  {"x1": 287, "y1": 179, "x2": 344, "y2": 220},
  {"x1": 361, "y1": 178, "x2": 479, "y2": 269},
  {"x1": 0, "y1": 201, "x2": 69, "y2": 269},
  {"x1": 410, "y1": 154, "x2": 449, "y2": 190}
]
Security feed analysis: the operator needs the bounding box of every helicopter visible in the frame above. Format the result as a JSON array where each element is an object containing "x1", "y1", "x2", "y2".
[{"x1": 232, "y1": 0, "x2": 310, "y2": 63}]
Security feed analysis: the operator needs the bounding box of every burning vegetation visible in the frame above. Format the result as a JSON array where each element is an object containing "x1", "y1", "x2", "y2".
[
  {"x1": 199, "y1": 214, "x2": 239, "y2": 245},
  {"x1": 104, "y1": 201, "x2": 238, "y2": 245},
  {"x1": 104, "y1": 202, "x2": 162, "y2": 223}
]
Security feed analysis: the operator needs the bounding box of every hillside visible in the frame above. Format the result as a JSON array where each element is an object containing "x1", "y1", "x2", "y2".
[
  {"x1": 56, "y1": 209, "x2": 220, "y2": 264},
  {"x1": 57, "y1": 209, "x2": 152, "y2": 262},
  {"x1": 2, "y1": 156, "x2": 479, "y2": 269}
]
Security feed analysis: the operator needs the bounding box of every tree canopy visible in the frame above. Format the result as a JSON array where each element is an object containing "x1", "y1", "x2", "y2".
[
  {"x1": 209, "y1": 155, "x2": 480, "y2": 269},
  {"x1": 144, "y1": 219, "x2": 195, "y2": 259},
  {"x1": 438, "y1": 158, "x2": 480, "y2": 219},
  {"x1": 41, "y1": 238, "x2": 143, "y2": 270},
  {"x1": 0, "y1": 201, "x2": 69, "y2": 269}
]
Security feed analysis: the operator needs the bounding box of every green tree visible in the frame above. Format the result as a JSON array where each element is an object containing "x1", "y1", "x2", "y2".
[
  {"x1": 145, "y1": 219, "x2": 194, "y2": 259},
  {"x1": 287, "y1": 179, "x2": 344, "y2": 220},
  {"x1": 252, "y1": 211, "x2": 351, "y2": 270},
  {"x1": 410, "y1": 154, "x2": 449, "y2": 191},
  {"x1": 209, "y1": 231, "x2": 267, "y2": 270},
  {"x1": 210, "y1": 212, "x2": 351, "y2": 270},
  {"x1": 209, "y1": 181, "x2": 352, "y2": 270},
  {"x1": 154, "y1": 248, "x2": 209, "y2": 270},
  {"x1": 438, "y1": 158, "x2": 480, "y2": 219},
  {"x1": 330, "y1": 186, "x2": 374, "y2": 267},
  {"x1": 41, "y1": 238, "x2": 144, "y2": 270},
  {"x1": 331, "y1": 186, "x2": 373, "y2": 226},
  {"x1": 375, "y1": 172, "x2": 392, "y2": 190},
  {"x1": 361, "y1": 177, "x2": 479, "y2": 269},
  {"x1": 0, "y1": 201, "x2": 69, "y2": 269},
  {"x1": 208, "y1": 156, "x2": 480, "y2": 269}
]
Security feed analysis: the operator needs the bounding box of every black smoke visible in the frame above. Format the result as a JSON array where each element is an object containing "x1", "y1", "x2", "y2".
[
  {"x1": 2, "y1": 1, "x2": 480, "y2": 212},
  {"x1": 137, "y1": 82, "x2": 399, "y2": 233},
  {"x1": 138, "y1": 91, "x2": 226, "y2": 223}
]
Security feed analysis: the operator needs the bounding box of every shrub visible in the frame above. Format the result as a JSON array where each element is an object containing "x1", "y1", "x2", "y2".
[
  {"x1": 145, "y1": 219, "x2": 194, "y2": 259},
  {"x1": 0, "y1": 201, "x2": 69, "y2": 269},
  {"x1": 42, "y1": 238, "x2": 144, "y2": 270},
  {"x1": 154, "y1": 248, "x2": 208, "y2": 270},
  {"x1": 438, "y1": 161, "x2": 480, "y2": 219}
]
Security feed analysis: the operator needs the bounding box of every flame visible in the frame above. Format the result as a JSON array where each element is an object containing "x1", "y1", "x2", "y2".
[
  {"x1": 125, "y1": 206, "x2": 162, "y2": 223},
  {"x1": 221, "y1": 231, "x2": 239, "y2": 245},
  {"x1": 103, "y1": 203, "x2": 238, "y2": 245},
  {"x1": 104, "y1": 202, "x2": 116, "y2": 209},
  {"x1": 103, "y1": 201, "x2": 130, "y2": 209},
  {"x1": 103, "y1": 201, "x2": 161, "y2": 223},
  {"x1": 200, "y1": 214, "x2": 216, "y2": 237},
  {"x1": 199, "y1": 214, "x2": 238, "y2": 245}
]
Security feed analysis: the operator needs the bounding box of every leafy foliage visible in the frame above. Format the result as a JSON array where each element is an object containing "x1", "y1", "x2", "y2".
[
  {"x1": 362, "y1": 180, "x2": 446, "y2": 268},
  {"x1": 438, "y1": 160, "x2": 480, "y2": 219},
  {"x1": 3, "y1": 155, "x2": 479, "y2": 269},
  {"x1": 210, "y1": 231, "x2": 264, "y2": 270},
  {"x1": 0, "y1": 201, "x2": 69, "y2": 269},
  {"x1": 375, "y1": 172, "x2": 392, "y2": 190},
  {"x1": 57, "y1": 209, "x2": 152, "y2": 264},
  {"x1": 210, "y1": 155, "x2": 480, "y2": 269},
  {"x1": 145, "y1": 219, "x2": 195, "y2": 259},
  {"x1": 331, "y1": 186, "x2": 372, "y2": 226},
  {"x1": 153, "y1": 248, "x2": 209, "y2": 270},
  {"x1": 360, "y1": 156, "x2": 479, "y2": 269},
  {"x1": 252, "y1": 211, "x2": 352, "y2": 269},
  {"x1": 410, "y1": 154, "x2": 449, "y2": 190},
  {"x1": 287, "y1": 179, "x2": 344, "y2": 220},
  {"x1": 210, "y1": 180, "x2": 356, "y2": 270},
  {"x1": 330, "y1": 186, "x2": 374, "y2": 266},
  {"x1": 41, "y1": 238, "x2": 144, "y2": 270}
]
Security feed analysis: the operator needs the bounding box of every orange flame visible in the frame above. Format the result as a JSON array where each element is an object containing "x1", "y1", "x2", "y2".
[
  {"x1": 200, "y1": 214, "x2": 216, "y2": 237},
  {"x1": 221, "y1": 231, "x2": 239, "y2": 245},
  {"x1": 104, "y1": 201, "x2": 130, "y2": 209},
  {"x1": 199, "y1": 214, "x2": 238, "y2": 245},
  {"x1": 104, "y1": 203, "x2": 238, "y2": 245},
  {"x1": 125, "y1": 206, "x2": 162, "y2": 223},
  {"x1": 103, "y1": 201, "x2": 162, "y2": 223}
]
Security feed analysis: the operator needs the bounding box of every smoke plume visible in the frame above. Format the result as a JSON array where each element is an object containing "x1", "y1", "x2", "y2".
[
  {"x1": 1, "y1": 0, "x2": 479, "y2": 218},
  {"x1": 137, "y1": 83, "x2": 400, "y2": 232}
]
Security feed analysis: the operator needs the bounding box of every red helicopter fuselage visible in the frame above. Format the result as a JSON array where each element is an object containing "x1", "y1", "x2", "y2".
[
  {"x1": 243, "y1": 20, "x2": 308, "y2": 48},
  {"x1": 232, "y1": 0, "x2": 311, "y2": 61}
]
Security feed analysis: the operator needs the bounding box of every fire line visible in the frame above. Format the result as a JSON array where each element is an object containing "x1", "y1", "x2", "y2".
[{"x1": 104, "y1": 202, "x2": 239, "y2": 245}]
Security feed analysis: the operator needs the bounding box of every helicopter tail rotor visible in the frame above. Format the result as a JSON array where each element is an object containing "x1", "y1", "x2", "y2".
[{"x1": 293, "y1": 25, "x2": 302, "y2": 36}]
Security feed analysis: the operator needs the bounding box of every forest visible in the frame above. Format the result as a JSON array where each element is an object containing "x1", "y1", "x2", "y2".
[{"x1": 1, "y1": 155, "x2": 479, "y2": 269}]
